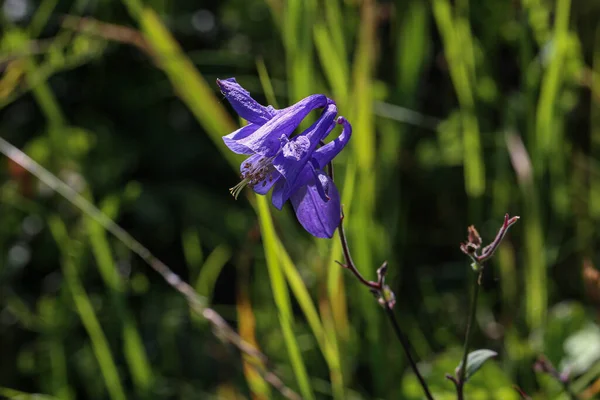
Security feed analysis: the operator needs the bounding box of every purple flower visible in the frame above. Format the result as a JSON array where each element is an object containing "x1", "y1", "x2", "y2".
[{"x1": 217, "y1": 78, "x2": 352, "y2": 238}]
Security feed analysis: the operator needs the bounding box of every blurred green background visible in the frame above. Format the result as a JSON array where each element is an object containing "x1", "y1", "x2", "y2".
[{"x1": 2, "y1": 0, "x2": 600, "y2": 399}]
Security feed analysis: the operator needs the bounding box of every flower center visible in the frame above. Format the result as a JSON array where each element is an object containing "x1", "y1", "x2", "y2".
[{"x1": 229, "y1": 156, "x2": 276, "y2": 199}]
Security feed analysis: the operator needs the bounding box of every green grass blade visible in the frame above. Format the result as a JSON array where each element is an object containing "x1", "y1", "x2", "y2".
[
  {"x1": 195, "y1": 244, "x2": 232, "y2": 301},
  {"x1": 38, "y1": 297, "x2": 72, "y2": 400},
  {"x1": 236, "y1": 261, "x2": 272, "y2": 400},
  {"x1": 327, "y1": 159, "x2": 356, "y2": 341},
  {"x1": 314, "y1": 23, "x2": 348, "y2": 102},
  {"x1": 324, "y1": 0, "x2": 346, "y2": 61},
  {"x1": 255, "y1": 196, "x2": 315, "y2": 400},
  {"x1": 27, "y1": 0, "x2": 58, "y2": 38},
  {"x1": 524, "y1": 190, "x2": 547, "y2": 329},
  {"x1": 0, "y1": 387, "x2": 58, "y2": 400},
  {"x1": 85, "y1": 195, "x2": 154, "y2": 395},
  {"x1": 347, "y1": 2, "x2": 384, "y2": 389},
  {"x1": 351, "y1": 0, "x2": 376, "y2": 171},
  {"x1": 535, "y1": 0, "x2": 571, "y2": 165},
  {"x1": 432, "y1": 0, "x2": 485, "y2": 197},
  {"x1": 256, "y1": 57, "x2": 280, "y2": 108},
  {"x1": 396, "y1": 0, "x2": 429, "y2": 96},
  {"x1": 48, "y1": 216, "x2": 127, "y2": 400},
  {"x1": 276, "y1": 240, "x2": 345, "y2": 400},
  {"x1": 182, "y1": 227, "x2": 204, "y2": 282},
  {"x1": 284, "y1": 0, "x2": 316, "y2": 103}
]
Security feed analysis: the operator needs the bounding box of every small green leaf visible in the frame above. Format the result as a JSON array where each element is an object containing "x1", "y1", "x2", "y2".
[{"x1": 456, "y1": 349, "x2": 498, "y2": 381}]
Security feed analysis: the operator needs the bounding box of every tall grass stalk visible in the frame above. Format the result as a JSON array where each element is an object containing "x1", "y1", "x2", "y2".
[{"x1": 256, "y1": 196, "x2": 315, "y2": 400}]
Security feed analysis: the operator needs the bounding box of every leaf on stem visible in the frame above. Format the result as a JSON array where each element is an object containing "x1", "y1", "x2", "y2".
[{"x1": 455, "y1": 349, "x2": 498, "y2": 382}]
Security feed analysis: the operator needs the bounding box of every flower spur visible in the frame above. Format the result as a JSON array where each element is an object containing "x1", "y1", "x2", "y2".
[{"x1": 217, "y1": 78, "x2": 352, "y2": 238}]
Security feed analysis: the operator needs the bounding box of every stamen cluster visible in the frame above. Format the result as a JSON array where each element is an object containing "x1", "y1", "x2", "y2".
[{"x1": 229, "y1": 157, "x2": 276, "y2": 199}]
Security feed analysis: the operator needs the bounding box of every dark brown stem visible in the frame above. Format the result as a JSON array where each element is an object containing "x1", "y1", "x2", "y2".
[
  {"x1": 336, "y1": 212, "x2": 380, "y2": 290},
  {"x1": 456, "y1": 270, "x2": 482, "y2": 399},
  {"x1": 384, "y1": 299, "x2": 435, "y2": 400}
]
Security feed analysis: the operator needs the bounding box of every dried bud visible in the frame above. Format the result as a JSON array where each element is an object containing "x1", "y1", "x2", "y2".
[
  {"x1": 467, "y1": 225, "x2": 482, "y2": 248},
  {"x1": 460, "y1": 214, "x2": 519, "y2": 265}
]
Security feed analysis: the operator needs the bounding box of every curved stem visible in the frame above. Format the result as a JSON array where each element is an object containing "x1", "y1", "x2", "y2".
[
  {"x1": 384, "y1": 300, "x2": 435, "y2": 400},
  {"x1": 457, "y1": 271, "x2": 481, "y2": 399},
  {"x1": 336, "y1": 213, "x2": 380, "y2": 290}
]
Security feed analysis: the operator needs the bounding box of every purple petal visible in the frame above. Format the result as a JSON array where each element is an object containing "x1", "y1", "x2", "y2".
[
  {"x1": 312, "y1": 116, "x2": 352, "y2": 168},
  {"x1": 217, "y1": 78, "x2": 278, "y2": 124},
  {"x1": 307, "y1": 161, "x2": 330, "y2": 202},
  {"x1": 271, "y1": 164, "x2": 312, "y2": 210},
  {"x1": 290, "y1": 172, "x2": 341, "y2": 238},
  {"x1": 235, "y1": 94, "x2": 329, "y2": 157},
  {"x1": 272, "y1": 103, "x2": 337, "y2": 200},
  {"x1": 253, "y1": 171, "x2": 281, "y2": 194},
  {"x1": 223, "y1": 124, "x2": 259, "y2": 154}
]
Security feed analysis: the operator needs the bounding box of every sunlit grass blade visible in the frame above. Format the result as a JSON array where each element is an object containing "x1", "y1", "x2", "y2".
[
  {"x1": 86, "y1": 199, "x2": 154, "y2": 395},
  {"x1": 276, "y1": 239, "x2": 345, "y2": 399},
  {"x1": 524, "y1": 192, "x2": 546, "y2": 329},
  {"x1": 314, "y1": 23, "x2": 348, "y2": 102},
  {"x1": 0, "y1": 387, "x2": 58, "y2": 400},
  {"x1": 348, "y1": 0, "x2": 386, "y2": 390},
  {"x1": 256, "y1": 57, "x2": 280, "y2": 108},
  {"x1": 535, "y1": 0, "x2": 571, "y2": 166},
  {"x1": 527, "y1": 0, "x2": 572, "y2": 329},
  {"x1": 284, "y1": 0, "x2": 316, "y2": 103},
  {"x1": 27, "y1": 0, "x2": 58, "y2": 37},
  {"x1": 351, "y1": 0, "x2": 375, "y2": 171},
  {"x1": 432, "y1": 0, "x2": 485, "y2": 198},
  {"x1": 327, "y1": 159, "x2": 356, "y2": 341},
  {"x1": 194, "y1": 244, "x2": 231, "y2": 301},
  {"x1": 38, "y1": 297, "x2": 72, "y2": 400},
  {"x1": 396, "y1": 0, "x2": 429, "y2": 97},
  {"x1": 255, "y1": 195, "x2": 315, "y2": 400},
  {"x1": 237, "y1": 266, "x2": 271, "y2": 400},
  {"x1": 182, "y1": 227, "x2": 204, "y2": 282},
  {"x1": 324, "y1": 0, "x2": 346, "y2": 61},
  {"x1": 47, "y1": 216, "x2": 127, "y2": 400},
  {"x1": 506, "y1": 133, "x2": 547, "y2": 329}
]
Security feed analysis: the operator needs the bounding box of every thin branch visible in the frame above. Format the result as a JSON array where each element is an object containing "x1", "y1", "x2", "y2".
[
  {"x1": 335, "y1": 211, "x2": 379, "y2": 290},
  {"x1": 456, "y1": 271, "x2": 482, "y2": 399},
  {"x1": 384, "y1": 302, "x2": 433, "y2": 399}
]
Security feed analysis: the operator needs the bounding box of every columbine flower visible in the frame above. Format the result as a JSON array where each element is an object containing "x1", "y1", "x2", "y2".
[{"x1": 217, "y1": 78, "x2": 352, "y2": 238}]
